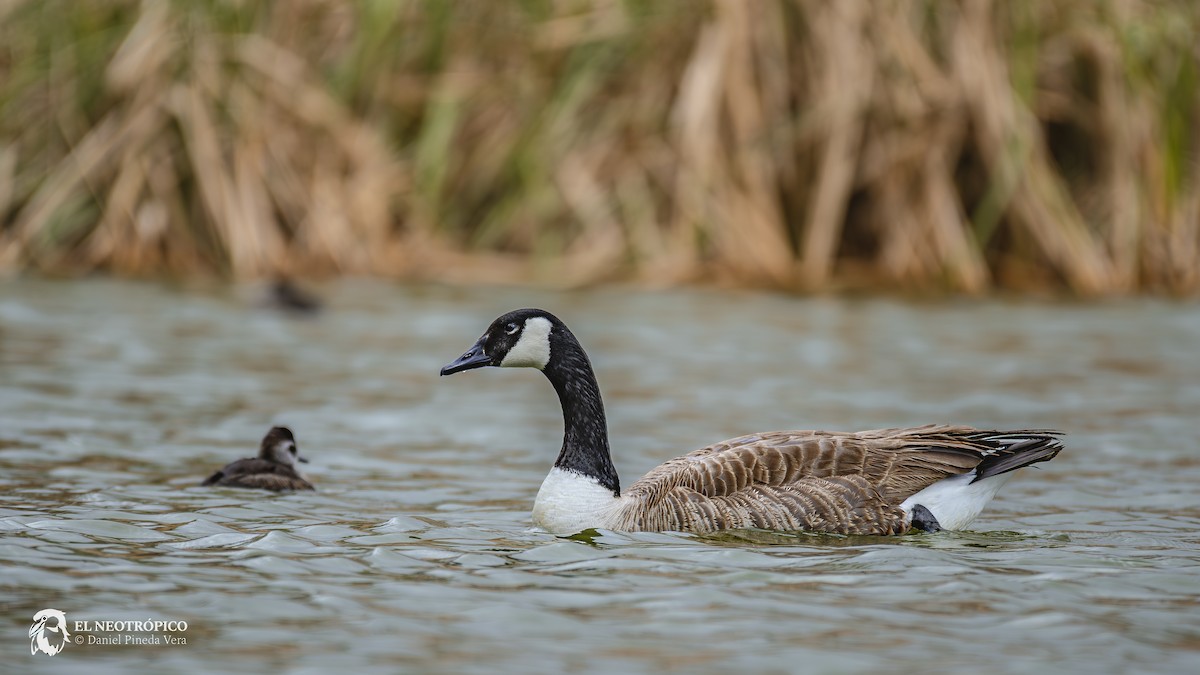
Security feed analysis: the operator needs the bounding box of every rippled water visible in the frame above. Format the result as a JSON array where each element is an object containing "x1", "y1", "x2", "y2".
[{"x1": 2, "y1": 280, "x2": 1198, "y2": 674}]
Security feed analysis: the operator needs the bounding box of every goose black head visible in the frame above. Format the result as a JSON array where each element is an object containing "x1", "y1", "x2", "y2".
[
  {"x1": 440, "y1": 308, "x2": 559, "y2": 376},
  {"x1": 259, "y1": 426, "x2": 307, "y2": 465}
]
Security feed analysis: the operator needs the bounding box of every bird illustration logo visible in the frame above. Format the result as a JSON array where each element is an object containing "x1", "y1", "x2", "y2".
[{"x1": 29, "y1": 609, "x2": 71, "y2": 656}]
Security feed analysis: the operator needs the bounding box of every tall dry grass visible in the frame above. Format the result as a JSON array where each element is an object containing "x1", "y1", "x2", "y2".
[{"x1": 0, "y1": 0, "x2": 1197, "y2": 294}]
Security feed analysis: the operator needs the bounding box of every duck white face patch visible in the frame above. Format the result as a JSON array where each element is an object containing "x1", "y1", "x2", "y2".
[
  {"x1": 500, "y1": 316, "x2": 552, "y2": 369},
  {"x1": 271, "y1": 441, "x2": 298, "y2": 466}
]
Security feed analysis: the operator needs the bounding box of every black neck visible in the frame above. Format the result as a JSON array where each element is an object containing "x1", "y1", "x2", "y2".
[{"x1": 542, "y1": 329, "x2": 620, "y2": 496}]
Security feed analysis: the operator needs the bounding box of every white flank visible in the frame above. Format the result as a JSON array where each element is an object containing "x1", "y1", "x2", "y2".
[
  {"x1": 501, "y1": 316, "x2": 553, "y2": 369},
  {"x1": 532, "y1": 467, "x2": 621, "y2": 534},
  {"x1": 900, "y1": 470, "x2": 1015, "y2": 531}
]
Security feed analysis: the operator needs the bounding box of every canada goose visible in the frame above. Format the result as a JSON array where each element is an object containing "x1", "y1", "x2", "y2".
[
  {"x1": 201, "y1": 426, "x2": 315, "y2": 491},
  {"x1": 440, "y1": 309, "x2": 1063, "y2": 536}
]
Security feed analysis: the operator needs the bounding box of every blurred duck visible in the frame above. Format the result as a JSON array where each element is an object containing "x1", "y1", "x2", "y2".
[
  {"x1": 440, "y1": 308, "x2": 1063, "y2": 536},
  {"x1": 202, "y1": 426, "x2": 315, "y2": 491},
  {"x1": 265, "y1": 278, "x2": 322, "y2": 316}
]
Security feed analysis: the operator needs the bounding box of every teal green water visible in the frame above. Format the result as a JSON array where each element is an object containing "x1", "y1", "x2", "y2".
[{"x1": 2, "y1": 280, "x2": 1198, "y2": 674}]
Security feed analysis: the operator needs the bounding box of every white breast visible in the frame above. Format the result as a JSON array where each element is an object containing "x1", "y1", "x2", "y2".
[{"x1": 531, "y1": 467, "x2": 622, "y2": 534}]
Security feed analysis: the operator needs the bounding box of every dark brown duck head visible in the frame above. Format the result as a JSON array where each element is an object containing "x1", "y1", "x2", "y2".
[{"x1": 259, "y1": 426, "x2": 308, "y2": 467}]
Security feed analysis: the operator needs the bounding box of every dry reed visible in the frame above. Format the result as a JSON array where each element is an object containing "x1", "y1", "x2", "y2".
[{"x1": 0, "y1": 0, "x2": 1197, "y2": 295}]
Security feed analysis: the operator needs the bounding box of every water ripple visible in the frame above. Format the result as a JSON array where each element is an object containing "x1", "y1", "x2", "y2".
[{"x1": 1, "y1": 280, "x2": 1198, "y2": 674}]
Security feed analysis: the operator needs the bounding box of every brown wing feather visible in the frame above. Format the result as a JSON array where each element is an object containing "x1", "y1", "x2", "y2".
[
  {"x1": 620, "y1": 425, "x2": 1056, "y2": 534},
  {"x1": 624, "y1": 475, "x2": 909, "y2": 535},
  {"x1": 201, "y1": 458, "x2": 314, "y2": 491},
  {"x1": 218, "y1": 473, "x2": 314, "y2": 491}
]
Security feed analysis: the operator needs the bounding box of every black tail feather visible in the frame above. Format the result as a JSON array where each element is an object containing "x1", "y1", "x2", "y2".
[{"x1": 971, "y1": 433, "x2": 1063, "y2": 483}]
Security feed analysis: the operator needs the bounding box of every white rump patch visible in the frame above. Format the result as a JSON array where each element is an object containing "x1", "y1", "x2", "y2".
[
  {"x1": 532, "y1": 467, "x2": 621, "y2": 535},
  {"x1": 500, "y1": 316, "x2": 552, "y2": 369},
  {"x1": 900, "y1": 470, "x2": 1015, "y2": 531}
]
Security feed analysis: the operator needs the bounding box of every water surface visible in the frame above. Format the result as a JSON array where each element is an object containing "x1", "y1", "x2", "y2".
[{"x1": 1, "y1": 280, "x2": 1198, "y2": 674}]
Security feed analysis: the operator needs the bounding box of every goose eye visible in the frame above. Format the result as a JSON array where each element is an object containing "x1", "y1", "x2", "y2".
[{"x1": 505, "y1": 322, "x2": 519, "y2": 335}]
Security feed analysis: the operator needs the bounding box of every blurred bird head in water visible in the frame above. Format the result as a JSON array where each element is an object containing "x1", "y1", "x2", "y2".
[
  {"x1": 260, "y1": 426, "x2": 308, "y2": 466},
  {"x1": 266, "y1": 278, "x2": 322, "y2": 316}
]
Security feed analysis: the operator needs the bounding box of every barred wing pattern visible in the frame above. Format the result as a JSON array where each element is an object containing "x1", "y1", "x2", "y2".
[{"x1": 615, "y1": 425, "x2": 1060, "y2": 535}]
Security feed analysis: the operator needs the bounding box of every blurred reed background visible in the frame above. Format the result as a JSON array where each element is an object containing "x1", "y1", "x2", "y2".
[{"x1": 0, "y1": 0, "x2": 1196, "y2": 295}]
